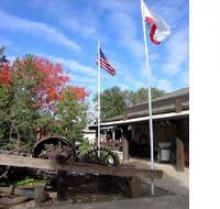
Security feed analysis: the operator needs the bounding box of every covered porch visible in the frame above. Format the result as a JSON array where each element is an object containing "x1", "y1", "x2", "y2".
[
  {"x1": 89, "y1": 88, "x2": 189, "y2": 171},
  {"x1": 90, "y1": 110, "x2": 189, "y2": 172}
]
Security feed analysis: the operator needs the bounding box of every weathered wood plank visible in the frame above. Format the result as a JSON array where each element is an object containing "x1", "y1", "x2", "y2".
[{"x1": 0, "y1": 154, "x2": 162, "y2": 179}]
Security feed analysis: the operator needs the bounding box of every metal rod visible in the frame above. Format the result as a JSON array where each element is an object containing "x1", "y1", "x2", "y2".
[
  {"x1": 140, "y1": 0, "x2": 155, "y2": 195},
  {"x1": 97, "y1": 41, "x2": 101, "y2": 151}
]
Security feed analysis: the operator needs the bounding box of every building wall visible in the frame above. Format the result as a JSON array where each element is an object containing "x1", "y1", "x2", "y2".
[
  {"x1": 128, "y1": 117, "x2": 189, "y2": 165},
  {"x1": 83, "y1": 132, "x2": 96, "y2": 144}
]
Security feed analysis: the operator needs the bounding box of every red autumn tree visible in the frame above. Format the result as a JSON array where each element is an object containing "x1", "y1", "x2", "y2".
[
  {"x1": 0, "y1": 52, "x2": 89, "y2": 149},
  {"x1": 0, "y1": 64, "x2": 11, "y2": 86},
  {"x1": 60, "y1": 86, "x2": 89, "y2": 102},
  {"x1": 11, "y1": 56, "x2": 69, "y2": 111},
  {"x1": 0, "y1": 47, "x2": 11, "y2": 86},
  {"x1": 32, "y1": 56, "x2": 70, "y2": 110},
  {"x1": 9, "y1": 55, "x2": 89, "y2": 111}
]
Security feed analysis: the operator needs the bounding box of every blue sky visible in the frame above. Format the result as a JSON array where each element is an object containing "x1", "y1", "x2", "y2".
[{"x1": 0, "y1": 0, "x2": 188, "y2": 98}]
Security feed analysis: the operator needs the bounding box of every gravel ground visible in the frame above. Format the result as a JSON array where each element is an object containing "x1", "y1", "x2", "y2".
[{"x1": 9, "y1": 195, "x2": 189, "y2": 209}]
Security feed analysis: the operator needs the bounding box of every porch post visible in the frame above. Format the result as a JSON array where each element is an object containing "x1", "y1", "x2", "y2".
[
  {"x1": 122, "y1": 126, "x2": 130, "y2": 162},
  {"x1": 176, "y1": 121, "x2": 185, "y2": 171}
]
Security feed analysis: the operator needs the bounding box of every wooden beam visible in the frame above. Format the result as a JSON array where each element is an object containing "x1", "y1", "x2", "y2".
[{"x1": 0, "y1": 154, "x2": 162, "y2": 179}]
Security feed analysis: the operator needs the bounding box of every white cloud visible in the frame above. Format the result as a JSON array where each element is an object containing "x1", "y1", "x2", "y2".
[
  {"x1": 27, "y1": 0, "x2": 142, "y2": 58},
  {"x1": 161, "y1": 28, "x2": 188, "y2": 75},
  {"x1": 41, "y1": 54, "x2": 98, "y2": 96},
  {"x1": 150, "y1": 52, "x2": 159, "y2": 62},
  {"x1": 184, "y1": 73, "x2": 189, "y2": 86},
  {"x1": 61, "y1": 18, "x2": 97, "y2": 38},
  {"x1": 180, "y1": 70, "x2": 189, "y2": 87},
  {"x1": 157, "y1": 79, "x2": 173, "y2": 92},
  {"x1": 94, "y1": 0, "x2": 135, "y2": 12},
  {"x1": 0, "y1": 35, "x2": 11, "y2": 47},
  {"x1": 46, "y1": 55, "x2": 97, "y2": 78},
  {"x1": 109, "y1": 12, "x2": 144, "y2": 59},
  {"x1": 151, "y1": 0, "x2": 188, "y2": 27},
  {"x1": 110, "y1": 58, "x2": 144, "y2": 90},
  {"x1": 0, "y1": 10, "x2": 81, "y2": 51},
  {"x1": 28, "y1": 0, "x2": 107, "y2": 41}
]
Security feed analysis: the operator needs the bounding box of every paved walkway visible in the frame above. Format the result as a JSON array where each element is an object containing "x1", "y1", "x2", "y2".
[
  {"x1": 11, "y1": 195, "x2": 189, "y2": 209},
  {"x1": 124, "y1": 158, "x2": 189, "y2": 197},
  {"x1": 57, "y1": 195, "x2": 188, "y2": 209}
]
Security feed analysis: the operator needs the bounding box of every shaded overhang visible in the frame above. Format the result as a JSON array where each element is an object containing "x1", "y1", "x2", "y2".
[{"x1": 89, "y1": 110, "x2": 189, "y2": 129}]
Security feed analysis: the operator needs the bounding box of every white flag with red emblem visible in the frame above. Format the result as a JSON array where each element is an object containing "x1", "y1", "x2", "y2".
[{"x1": 142, "y1": 0, "x2": 171, "y2": 44}]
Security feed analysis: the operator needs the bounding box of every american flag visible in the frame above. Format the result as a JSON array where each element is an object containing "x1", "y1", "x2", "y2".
[{"x1": 97, "y1": 48, "x2": 116, "y2": 76}]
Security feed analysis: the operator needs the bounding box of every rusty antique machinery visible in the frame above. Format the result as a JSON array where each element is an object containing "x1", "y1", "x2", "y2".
[
  {"x1": 30, "y1": 136, "x2": 121, "y2": 200},
  {"x1": 32, "y1": 136, "x2": 119, "y2": 166},
  {"x1": 32, "y1": 136, "x2": 77, "y2": 163},
  {"x1": 0, "y1": 136, "x2": 163, "y2": 200},
  {"x1": 0, "y1": 136, "x2": 119, "y2": 180}
]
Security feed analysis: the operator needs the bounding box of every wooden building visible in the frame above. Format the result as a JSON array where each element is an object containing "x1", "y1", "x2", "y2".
[{"x1": 89, "y1": 87, "x2": 189, "y2": 171}]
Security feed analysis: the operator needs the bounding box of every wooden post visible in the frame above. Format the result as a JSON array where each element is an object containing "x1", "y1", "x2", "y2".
[
  {"x1": 34, "y1": 185, "x2": 49, "y2": 205},
  {"x1": 175, "y1": 99, "x2": 182, "y2": 113},
  {"x1": 122, "y1": 136, "x2": 129, "y2": 162},
  {"x1": 95, "y1": 127, "x2": 98, "y2": 147},
  {"x1": 56, "y1": 170, "x2": 68, "y2": 201},
  {"x1": 176, "y1": 137, "x2": 185, "y2": 171},
  {"x1": 121, "y1": 126, "x2": 131, "y2": 162},
  {"x1": 176, "y1": 121, "x2": 185, "y2": 171},
  {"x1": 129, "y1": 177, "x2": 144, "y2": 198}
]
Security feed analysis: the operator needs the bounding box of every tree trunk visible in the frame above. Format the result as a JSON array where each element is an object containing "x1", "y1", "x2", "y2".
[
  {"x1": 6, "y1": 114, "x2": 21, "y2": 150},
  {"x1": 12, "y1": 122, "x2": 21, "y2": 150}
]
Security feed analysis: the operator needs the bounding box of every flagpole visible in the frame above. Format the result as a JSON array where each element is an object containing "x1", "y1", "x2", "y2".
[
  {"x1": 140, "y1": 0, "x2": 155, "y2": 195},
  {"x1": 97, "y1": 41, "x2": 101, "y2": 152}
]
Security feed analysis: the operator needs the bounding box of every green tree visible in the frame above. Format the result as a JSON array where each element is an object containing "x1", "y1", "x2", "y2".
[
  {"x1": 122, "y1": 89, "x2": 134, "y2": 108},
  {"x1": 94, "y1": 87, "x2": 126, "y2": 120},
  {"x1": 0, "y1": 50, "x2": 88, "y2": 151},
  {"x1": 93, "y1": 87, "x2": 166, "y2": 120},
  {"x1": 53, "y1": 88, "x2": 88, "y2": 144},
  {"x1": 0, "y1": 47, "x2": 7, "y2": 67},
  {"x1": 0, "y1": 47, "x2": 13, "y2": 147},
  {"x1": 131, "y1": 87, "x2": 166, "y2": 105}
]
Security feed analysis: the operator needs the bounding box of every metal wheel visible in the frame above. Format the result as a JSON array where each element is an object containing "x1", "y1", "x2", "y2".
[
  {"x1": 82, "y1": 147, "x2": 119, "y2": 166},
  {"x1": 32, "y1": 136, "x2": 75, "y2": 159},
  {"x1": 32, "y1": 136, "x2": 76, "y2": 176}
]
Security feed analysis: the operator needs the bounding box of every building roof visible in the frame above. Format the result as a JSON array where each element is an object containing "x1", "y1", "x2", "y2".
[
  {"x1": 89, "y1": 87, "x2": 189, "y2": 129},
  {"x1": 103, "y1": 87, "x2": 189, "y2": 122},
  {"x1": 90, "y1": 110, "x2": 189, "y2": 128}
]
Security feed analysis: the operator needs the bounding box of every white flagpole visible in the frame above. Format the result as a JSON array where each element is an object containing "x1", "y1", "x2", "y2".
[
  {"x1": 97, "y1": 42, "x2": 101, "y2": 152},
  {"x1": 140, "y1": 0, "x2": 155, "y2": 195}
]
